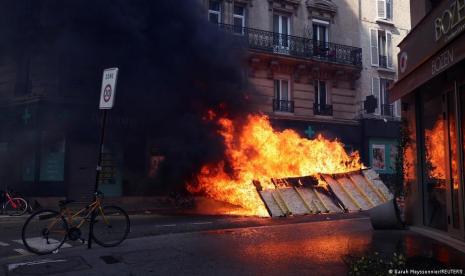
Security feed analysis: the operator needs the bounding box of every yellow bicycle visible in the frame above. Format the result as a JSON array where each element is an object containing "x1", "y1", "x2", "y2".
[{"x1": 21, "y1": 191, "x2": 130, "y2": 255}]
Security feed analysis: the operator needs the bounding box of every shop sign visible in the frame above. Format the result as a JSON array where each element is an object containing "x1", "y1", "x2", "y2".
[
  {"x1": 434, "y1": 0, "x2": 465, "y2": 43},
  {"x1": 397, "y1": 0, "x2": 465, "y2": 80},
  {"x1": 431, "y1": 48, "x2": 455, "y2": 75}
]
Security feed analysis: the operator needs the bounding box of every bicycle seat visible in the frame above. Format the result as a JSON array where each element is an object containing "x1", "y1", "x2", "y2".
[{"x1": 59, "y1": 199, "x2": 76, "y2": 206}]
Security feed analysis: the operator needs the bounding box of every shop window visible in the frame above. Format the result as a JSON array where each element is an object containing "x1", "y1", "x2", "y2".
[
  {"x1": 421, "y1": 91, "x2": 447, "y2": 231},
  {"x1": 369, "y1": 140, "x2": 398, "y2": 174},
  {"x1": 39, "y1": 132, "x2": 65, "y2": 182}
]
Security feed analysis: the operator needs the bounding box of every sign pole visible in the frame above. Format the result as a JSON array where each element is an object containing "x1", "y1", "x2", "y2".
[
  {"x1": 88, "y1": 109, "x2": 107, "y2": 249},
  {"x1": 94, "y1": 109, "x2": 108, "y2": 194},
  {"x1": 88, "y1": 68, "x2": 118, "y2": 249}
]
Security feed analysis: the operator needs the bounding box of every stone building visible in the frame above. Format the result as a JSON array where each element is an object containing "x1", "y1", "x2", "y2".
[{"x1": 202, "y1": 0, "x2": 410, "y2": 173}]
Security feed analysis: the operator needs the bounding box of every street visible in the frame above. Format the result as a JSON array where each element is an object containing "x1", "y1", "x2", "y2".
[
  {"x1": 1, "y1": 213, "x2": 465, "y2": 275},
  {"x1": 0, "y1": 212, "x2": 366, "y2": 261}
]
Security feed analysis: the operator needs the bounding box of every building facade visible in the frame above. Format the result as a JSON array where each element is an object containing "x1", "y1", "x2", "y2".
[
  {"x1": 391, "y1": 0, "x2": 465, "y2": 242},
  {"x1": 203, "y1": 0, "x2": 410, "y2": 175}
]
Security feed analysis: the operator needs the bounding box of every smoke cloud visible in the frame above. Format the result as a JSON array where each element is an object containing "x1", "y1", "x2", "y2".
[{"x1": 0, "y1": 0, "x2": 253, "y2": 193}]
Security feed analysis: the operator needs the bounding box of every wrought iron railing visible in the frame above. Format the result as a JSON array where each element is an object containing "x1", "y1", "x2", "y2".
[
  {"x1": 273, "y1": 99, "x2": 294, "y2": 113},
  {"x1": 314, "y1": 103, "x2": 333, "y2": 116},
  {"x1": 381, "y1": 104, "x2": 394, "y2": 116},
  {"x1": 218, "y1": 23, "x2": 362, "y2": 67}
]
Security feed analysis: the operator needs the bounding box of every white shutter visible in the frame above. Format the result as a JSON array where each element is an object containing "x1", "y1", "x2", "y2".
[
  {"x1": 395, "y1": 100, "x2": 401, "y2": 117},
  {"x1": 377, "y1": 0, "x2": 386, "y2": 19},
  {"x1": 370, "y1": 29, "x2": 379, "y2": 66},
  {"x1": 386, "y1": 0, "x2": 393, "y2": 20},
  {"x1": 386, "y1": 31, "x2": 393, "y2": 69},
  {"x1": 372, "y1": 77, "x2": 381, "y2": 115}
]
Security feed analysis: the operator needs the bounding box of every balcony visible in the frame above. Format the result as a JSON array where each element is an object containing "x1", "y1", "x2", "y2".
[
  {"x1": 273, "y1": 99, "x2": 294, "y2": 113},
  {"x1": 379, "y1": 55, "x2": 388, "y2": 68},
  {"x1": 381, "y1": 104, "x2": 394, "y2": 117},
  {"x1": 218, "y1": 24, "x2": 362, "y2": 67},
  {"x1": 314, "y1": 103, "x2": 333, "y2": 116}
]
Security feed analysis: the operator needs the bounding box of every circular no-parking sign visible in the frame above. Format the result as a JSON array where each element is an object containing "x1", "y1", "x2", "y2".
[
  {"x1": 103, "y1": 84, "x2": 112, "y2": 102},
  {"x1": 99, "y1": 68, "x2": 118, "y2": 109}
]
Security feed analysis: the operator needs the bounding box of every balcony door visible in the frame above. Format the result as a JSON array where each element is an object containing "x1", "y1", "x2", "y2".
[
  {"x1": 313, "y1": 20, "x2": 329, "y2": 57},
  {"x1": 274, "y1": 79, "x2": 292, "y2": 112},
  {"x1": 273, "y1": 14, "x2": 290, "y2": 53}
]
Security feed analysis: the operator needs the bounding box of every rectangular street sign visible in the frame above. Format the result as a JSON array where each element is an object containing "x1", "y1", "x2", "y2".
[{"x1": 99, "y1": 68, "x2": 119, "y2": 109}]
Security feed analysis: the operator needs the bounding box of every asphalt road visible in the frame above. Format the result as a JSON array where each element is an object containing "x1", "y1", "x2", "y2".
[
  {"x1": 0, "y1": 215, "x2": 374, "y2": 276},
  {"x1": 0, "y1": 212, "x2": 367, "y2": 261},
  {"x1": 1, "y1": 213, "x2": 465, "y2": 275}
]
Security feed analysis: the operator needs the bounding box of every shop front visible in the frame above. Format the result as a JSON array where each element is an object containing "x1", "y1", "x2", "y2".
[{"x1": 391, "y1": 0, "x2": 465, "y2": 241}]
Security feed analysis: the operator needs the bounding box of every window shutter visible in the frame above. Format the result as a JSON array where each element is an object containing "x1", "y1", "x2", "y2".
[
  {"x1": 282, "y1": 80, "x2": 289, "y2": 100},
  {"x1": 386, "y1": 0, "x2": 393, "y2": 20},
  {"x1": 395, "y1": 100, "x2": 401, "y2": 117},
  {"x1": 372, "y1": 77, "x2": 381, "y2": 115},
  {"x1": 370, "y1": 29, "x2": 379, "y2": 66},
  {"x1": 377, "y1": 0, "x2": 386, "y2": 19},
  {"x1": 386, "y1": 31, "x2": 393, "y2": 69},
  {"x1": 274, "y1": 80, "x2": 280, "y2": 99}
]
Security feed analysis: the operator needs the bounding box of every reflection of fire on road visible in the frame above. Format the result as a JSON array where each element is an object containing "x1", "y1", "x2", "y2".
[{"x1": 188, "y1": 113, "x2": 366, "y2": 217}]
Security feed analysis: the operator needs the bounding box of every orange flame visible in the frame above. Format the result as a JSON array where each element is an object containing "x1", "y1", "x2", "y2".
[
  {"x1": 425, "y1": 119, "x2": 446, "y2": 180},
  {"x1": 188, "y1": 114, "x2": 363, "y2": 216},
  {"x1": 424, "y1": 118, "x2": 459, "y2": 189}
]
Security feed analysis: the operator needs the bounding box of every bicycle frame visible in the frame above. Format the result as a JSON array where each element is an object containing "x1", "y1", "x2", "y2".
[
  {"x1": 2, "y1": 191, "x2": 17, "y2": 209},
  {"x1": 46, "y1": 197, "x2": 109, "y2": 233}
]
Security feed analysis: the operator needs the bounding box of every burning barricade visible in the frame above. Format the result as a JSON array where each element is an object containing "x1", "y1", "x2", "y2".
[{"x1": 188, "y1": 114, "x2": 393, "y2": 218}]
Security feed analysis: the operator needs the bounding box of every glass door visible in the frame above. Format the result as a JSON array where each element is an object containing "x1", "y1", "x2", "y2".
[
  {"x1": 273, "y1": 14, "x2": 290, "y2": 54},
  {"x1": 421, "y1": 90, "x2": 448, "y2": 231},
  {"x1": 445, "y1": 87, "x2": 464, "y2": 238},
  {"x1": 421, "y1": 85, "x2": 465, "y2": 238}
]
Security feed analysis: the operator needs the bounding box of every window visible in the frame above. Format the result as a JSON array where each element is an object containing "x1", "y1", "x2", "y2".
[
  {"x1": 370, "y1": 29, "x2": 393, "y2": 69},
  {"x1": 372, "y1": 77, "x2": 396, "y2": 116},
  {"x1": 314, "y1": 80, "x2": 327, "y2": 106},
  {"x1": 314, "y1": 80, "x2": 332, "y2": 116},
  {"x1": 273, "y1": 79, "x2": 293, "y2": 112},
  {"x1": 377, "y1": 0, "x2": 393, "y2": 21},
  {"x1": 208, "y1": 0, "x2": 221, "y2": 24},
  {"x1": 273, "y1": 14, "x2": 290, "y2": 51},
  {"x1": 233, "y1": 5, "x2": 245, "y2": 34},
  {"x1": 312, "y1": 19, "x2": 329, "y2": 44}
]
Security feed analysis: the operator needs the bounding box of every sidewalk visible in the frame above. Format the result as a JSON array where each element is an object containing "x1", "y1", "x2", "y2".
[{"x1": 2, "y1": 217, "x2": 465, "y2": 276}]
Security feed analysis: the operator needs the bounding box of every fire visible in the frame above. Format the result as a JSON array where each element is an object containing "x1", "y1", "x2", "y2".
[
  {"x1": 188, "y1": 114, "x2": 363, "y2": 216},
  {"x1": 425, "y1": 119, "x2": 446, "y2": 180},
  {"x1": 424, "y1": 117, "x2": 459, "y2": 189}
]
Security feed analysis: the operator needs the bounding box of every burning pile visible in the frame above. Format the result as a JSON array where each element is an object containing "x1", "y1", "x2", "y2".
[{"x1": 188, "y1": 114, "x2": 363, "y2": 216}]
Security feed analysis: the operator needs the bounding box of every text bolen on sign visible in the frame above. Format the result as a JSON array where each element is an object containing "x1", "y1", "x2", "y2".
[{"x1": 99, "y1": 68, "x2": 119, "y2": 109}]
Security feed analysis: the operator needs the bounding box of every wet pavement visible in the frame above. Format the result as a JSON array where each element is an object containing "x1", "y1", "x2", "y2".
[{"x1": 1, "y1": 216, "x2": 465, "y2": 275}]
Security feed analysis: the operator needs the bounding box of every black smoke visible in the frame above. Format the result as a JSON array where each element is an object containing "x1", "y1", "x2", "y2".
[{"x1": 0, "y1": 0, "x2": 252, "y2": 194}]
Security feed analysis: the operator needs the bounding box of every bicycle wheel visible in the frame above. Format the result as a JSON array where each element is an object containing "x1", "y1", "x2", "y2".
[
  {"x1": 5, "y1": 197, "x2": 28, "y2": 216},
  {"x1": 22, "y1": 209, "x2": 68, "y2": 255},
  {"x1": 91, "y1": 206, "x2": 130, "y2": 247}
]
